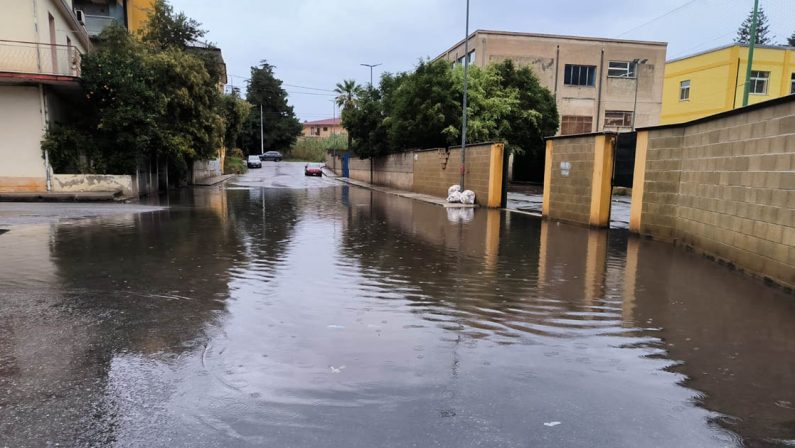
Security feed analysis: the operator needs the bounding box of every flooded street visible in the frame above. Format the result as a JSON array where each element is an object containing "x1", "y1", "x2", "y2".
[{"x1": 0, "y1": 162, "x2": 793, "y2": 447}]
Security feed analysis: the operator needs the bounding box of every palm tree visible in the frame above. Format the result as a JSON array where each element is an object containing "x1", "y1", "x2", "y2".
[{"x1": 334, "y1": 79, "x2": 361, "y2": 150}]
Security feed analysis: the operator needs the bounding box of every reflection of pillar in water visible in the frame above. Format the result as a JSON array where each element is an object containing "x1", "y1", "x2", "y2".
[
  {"x1": 483, "y1": 209, "x2": 501, "y2": 272},
  {"x1": 584, "y1": 229, "x2": 608, "y2": 305},
  {"x1": 537, "y1": 220, "x2": 550, "y2": 291},
  {"x1": 622, "y1": 237, "x2": 640, "y2": 323}
]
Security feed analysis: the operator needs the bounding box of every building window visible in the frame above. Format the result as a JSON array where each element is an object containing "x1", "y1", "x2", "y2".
[
  {"x1": 680, "y1": 80, "x2": 690, "y2": 101},
  {"x1": 607, "y1": 61, "x2": 636, "y2": 78},
  {"x1": 323, "y1": 127, "x2": 328, "y2": 131},
  {"x1": 790, "y1": 73, "x2": 795, "y2": 94},
  {"x1": 560, "y1": 115, "x2": 593, "y2": 135},
  {"x1": 468, "y1": 50, "x2": 476, "y2": 64},
  {"x1": 457, "y1": 55, "x2": 465, "y2": 65},
  {"x1": 564, "y1": 64, "x2": 597, "y2": 87},
  {"x1": 749, "y1": 71, "x2": 769, "y2": 95},
  {"x1": 604, "y1": 111, "x2": 634, "y2": 128}
]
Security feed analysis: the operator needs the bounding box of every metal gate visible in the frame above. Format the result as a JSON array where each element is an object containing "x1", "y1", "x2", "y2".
[
  {"x1": 612, "y1": 132, "x2": 636, "y2": 188},
  {"x1": 342, "y1": 152, "x2": 350, "y2": 178}
]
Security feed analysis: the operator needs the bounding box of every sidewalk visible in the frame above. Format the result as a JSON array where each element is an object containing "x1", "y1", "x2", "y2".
[
  {"x1": 192, "y1": 174, "x2": 234, "y2": 186},
  {"x1": 333, "y1": 175, "x2": 476, "y2": 208},
  {"x1": 0, "y1": 191, "x2": 119, "y2": 202}
]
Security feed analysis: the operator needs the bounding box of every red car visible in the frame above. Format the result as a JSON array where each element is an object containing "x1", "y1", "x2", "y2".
[{"x1": 304, "y1": 163, "x2": 324, "y2": 176}]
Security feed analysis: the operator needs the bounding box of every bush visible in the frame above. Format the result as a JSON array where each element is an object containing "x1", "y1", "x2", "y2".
[
  {"x1": 224, "y1": 156, "x2": 247, "y2": 174},
  {"x1": 287, "y1": 135, "x2": 346, "y2": 162}
]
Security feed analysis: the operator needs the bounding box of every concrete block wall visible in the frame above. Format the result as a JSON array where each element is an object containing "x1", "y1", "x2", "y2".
[
  {"x1": 637, "y1": 128, "x2": 684, "y2": 240},
  {"x1": 633, "y1": 97, "x2": 795, "y2": 288},
  {"x1": 372, "y1": 152, "x2": 414, "y2": 191},
  {"x1": 324, "y1": 144, "x2": 504, "y2": 207},
  {"x1": 412, "y1": 143, "x2": 494, "y2": 202},
  {"x1": 543, "y1": 135, "x2": 595, "y2": 225}
]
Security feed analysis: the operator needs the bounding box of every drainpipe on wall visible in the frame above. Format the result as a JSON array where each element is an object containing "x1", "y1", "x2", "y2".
[
  {"x1": 38, "y1": 85, "x2": 52, "y2": 191},
  {"x1": 595, "y1": 48, "x2": 605, "y2": 132},
  {"x1": 553, "y1": 45, "x2": 560, "y2": 99},
  {"x1": 32, "y1": 0, "x2": 42, "y2": 73}
]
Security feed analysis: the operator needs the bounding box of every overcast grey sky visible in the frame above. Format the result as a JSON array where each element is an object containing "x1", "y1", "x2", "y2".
[{"x1": 170, "y1": 0, "x2": 794, "y2": 122}]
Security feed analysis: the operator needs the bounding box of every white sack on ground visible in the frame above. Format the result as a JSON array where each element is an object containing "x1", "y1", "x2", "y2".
[
  {"x1": 447, "y1": 191, "x2": 462, "y2": 203},
  {"x1": 460, "y1": 190, "x2": 476, "y2": 205},
  {"x1": 448, "y1": 184, "x2": 461, "y2": 196}
]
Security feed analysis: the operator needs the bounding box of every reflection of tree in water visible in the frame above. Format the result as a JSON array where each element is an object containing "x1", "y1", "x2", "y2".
[
  {"x1": 5, "y1": 200, "x2": 247, "y2": 446},
  {"x1": 225, "y1": 188, "x2": 302, "y2": 268},
  {"x1": 338, "y1": 195, "x2": 560, "y2": 342}
]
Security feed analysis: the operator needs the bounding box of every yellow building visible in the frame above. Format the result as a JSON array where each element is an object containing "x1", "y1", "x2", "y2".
[
  {"x1": 661, "y1": 44, "x2": 795, "y2": 124},
  {"x1": 73, "y1": 0, "x2": 155, "y2": 37}
]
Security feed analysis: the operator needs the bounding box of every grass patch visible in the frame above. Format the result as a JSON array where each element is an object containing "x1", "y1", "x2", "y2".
[
  {"x1": 224, "y1": 156, "x2": 247, "y2": 174},
  {"x1": 287, "y1": 135, "x2": 347, "y2": 162}
]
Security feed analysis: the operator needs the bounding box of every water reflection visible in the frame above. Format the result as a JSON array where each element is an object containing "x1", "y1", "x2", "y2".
[{"x1": 0, "y1": 179, "x2": 792, "y2": 447}]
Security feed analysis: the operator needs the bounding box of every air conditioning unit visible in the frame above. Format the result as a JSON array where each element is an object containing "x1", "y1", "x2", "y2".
[{"x1": 75, "y1": 10, "x2": 85, "y2": 25}]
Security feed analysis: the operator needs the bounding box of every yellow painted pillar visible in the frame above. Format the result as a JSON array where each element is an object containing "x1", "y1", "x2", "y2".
[
  {"x1": 588, "y1": 135, "x2": 614, "y2": 227},
  {"x1": 486, "y1": 143, "x2": 505, "y2": 208},
  {"x1": 629, "y1": 131, "x2": 649, "y2": 233},
  {"x1": 541, "y1": 140, "x2": 553, "y2": 217}
]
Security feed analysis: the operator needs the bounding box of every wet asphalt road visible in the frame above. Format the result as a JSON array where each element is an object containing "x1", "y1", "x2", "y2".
[{"x1": 0, "y1": 161, "x2": 793, "y2": 447}]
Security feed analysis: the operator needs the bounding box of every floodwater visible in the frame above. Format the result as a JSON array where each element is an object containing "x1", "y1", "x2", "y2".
[{"x1": 0, "y1": 162, "x2": 793, "y2": 447}]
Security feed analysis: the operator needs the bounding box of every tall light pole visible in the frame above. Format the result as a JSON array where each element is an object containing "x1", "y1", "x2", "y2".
[
  {"x1": 742, "y1": 0, "x2": 760, "y2": 107},
  {"x1": 460, "y1": 0, "x2": 471, "y2": 190},
  {"x1": 260, "y1": 104, "x2": 264, "y2": 155},
  {"x1": 360, "y1": 63, "x2": 382, "y2": 87}
]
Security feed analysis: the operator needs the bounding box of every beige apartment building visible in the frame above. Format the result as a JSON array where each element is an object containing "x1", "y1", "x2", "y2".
[
  {"x1": 435, "y1": 30, "x2": 668, "y2": 135},
  {"x1": 0, "y1": 0, "x2": 90, "y2": 192},
  {"x1": 302, "y1": 118, "x2": 346, "y2": 138}
]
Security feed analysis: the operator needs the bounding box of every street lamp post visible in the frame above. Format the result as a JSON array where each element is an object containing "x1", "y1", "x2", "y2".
[
  {"x1": 260, "y1": 104, "x2": 264, "y2": 155},
  {"x1": 360, "y1": 63, "x2": 382, "y2": 87},
  {"x1": 460, "y1": 0, "x2": 471, "y2": 190}
]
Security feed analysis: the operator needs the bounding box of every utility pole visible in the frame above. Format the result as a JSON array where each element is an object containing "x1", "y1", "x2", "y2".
[
  {"x1": 360, "y1": 63, "x2": 382, "y2": 87},
  {"x1": 742, "y1": 0, "x2": 760, "y2": 107},
  {"x1": 260, "y1": 104, "x2": 264, "y2": 155},
  {"x1": 460, "y1": 0, "x2": 470, "y2": 190}
]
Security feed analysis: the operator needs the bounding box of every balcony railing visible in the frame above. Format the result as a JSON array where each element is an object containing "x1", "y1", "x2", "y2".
[
  {"x1": 83, "y1": 15, "x2": 119, "y2": 37},
  {"x1": 0, "y1": 40, "x2": 82, "y2": 78}
]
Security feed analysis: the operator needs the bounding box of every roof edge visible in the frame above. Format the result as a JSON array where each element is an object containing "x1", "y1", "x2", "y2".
[
  {"x1": 433, "y1": 29, "x2": 667, "y2": 62},
  {"x1": 639, "y1": 94, "x2": 795, "y2": 132}
]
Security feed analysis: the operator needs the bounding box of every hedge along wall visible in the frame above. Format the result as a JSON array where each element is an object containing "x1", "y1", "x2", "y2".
[{"x1": 631, "y1": 96, "x2": 795, "y2": 289}]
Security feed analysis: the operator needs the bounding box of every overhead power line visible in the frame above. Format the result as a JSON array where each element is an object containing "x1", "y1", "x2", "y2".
[{"x1": 617, "y1": 0, "x2": 702, "y2": 37}]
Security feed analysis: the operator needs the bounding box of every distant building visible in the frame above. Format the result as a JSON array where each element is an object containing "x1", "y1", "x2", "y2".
[
  {"x1": 302, "y1": 118, "x2": 346, "y2": 138},
  {"x1": 434, "y1": 30, "x2": 668, "y2": 135},
  {"x1": 72, "y1": 0, "x2": 154, "y2": 38},
  {"x1": 0, "y1": 0, "x2": 91, "y2": 192},
  {"x1": 660, "y1": 44, "x2": 795, "y2": 125}
]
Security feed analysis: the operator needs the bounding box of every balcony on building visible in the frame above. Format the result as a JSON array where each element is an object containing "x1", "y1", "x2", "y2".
[
  {"x1": 0, "y1": 39, "x2": 82, "y2": 84},
  {"x1": 73, "y1": 0, "x2": 127, "y2": 38}
]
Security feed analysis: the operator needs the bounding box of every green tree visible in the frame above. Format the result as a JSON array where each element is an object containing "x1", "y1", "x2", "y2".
[
  {"x1": 221, "y1": 88, "x2": 252, "y2": 150},
  {"x1": 241, "y1": 61, "x2": 303, "y2": 154},
  {"x1": 140, "y1": 0, "x2": 206, "y2": 49},
  {"x1": 788, "y1": 32, "x2": 795, "y2": 47},
  {"x1": 342, "y1": 86, "x2": 388, "y2": 159},
  {"x1": 43, "y1": 3, "x2": 226, "y2": 179},
  {"x1": 338, "y1": 59, "x2": 558, "y2": 166},
  {"x1": 386, "y1": 59, "x2": 461, "y2": 150},
  {"x1": 335, "y1": 79, "x2": 362, "y2": 150},
  {"x1": 735, "y1": 6, "x2": 772, "y2": 45}
]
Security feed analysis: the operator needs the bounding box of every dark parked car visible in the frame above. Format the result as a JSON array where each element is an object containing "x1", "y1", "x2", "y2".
[
  {"x1": 260, "y1": 151, "x2": 283, "y2": 162},
  {"x1": 304, "y1": 163, "x2": 324, "y2": 177},
  {"x1": 247, "y1": 155, "x2": 262, "y2": 168}
]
